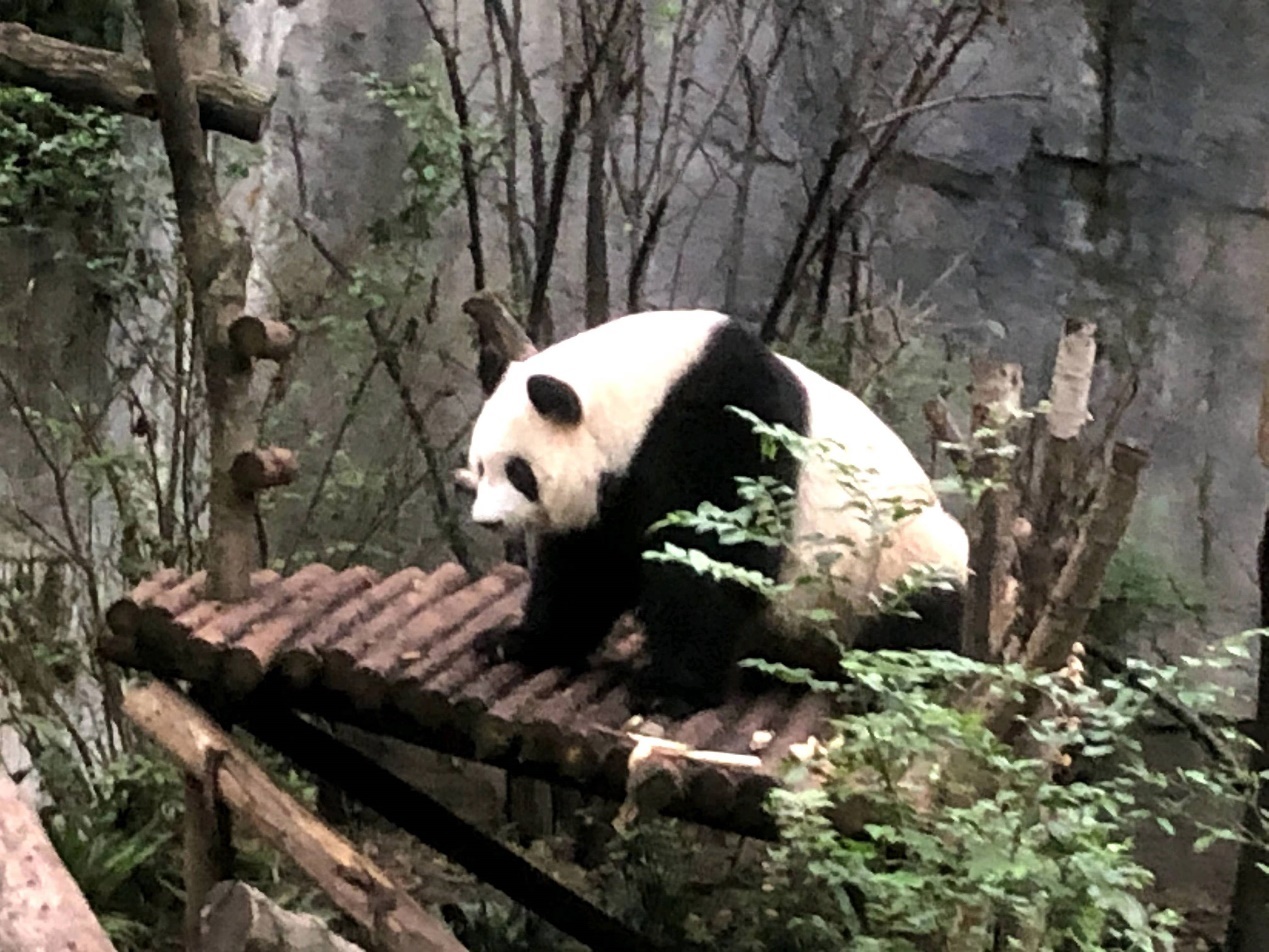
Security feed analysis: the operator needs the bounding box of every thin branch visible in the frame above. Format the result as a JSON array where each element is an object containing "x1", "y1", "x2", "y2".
[
  {"x1": 857, "y1": 89, "x2": 1046, "y2": 133},
  {"x1": 294, "y1": 218, "x2": 473, "y2": 570},
  {"x1": 485, "y1": 0, "x2": 547, "y2": 250},
  {"x1": 415, "y1": 0, "x2": 486, "y2": 288},
  {"x1": 526, "y1": 0, "x2": 629, "y2": 342}
]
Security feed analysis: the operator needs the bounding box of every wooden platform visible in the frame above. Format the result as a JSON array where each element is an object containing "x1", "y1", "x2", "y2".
[{"x1": 100, "y1": 561, "x2": 833, "y2": 838}]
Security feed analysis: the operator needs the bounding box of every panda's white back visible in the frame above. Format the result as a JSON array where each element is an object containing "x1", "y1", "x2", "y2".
[{"x1": 775, "y1": 354, "x2": 970, "y2": 614}]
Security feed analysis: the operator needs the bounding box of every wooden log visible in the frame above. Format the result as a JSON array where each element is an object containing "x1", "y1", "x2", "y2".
[
  {"x1": 201, "y1": 881, "x2": 365, "y2": 952},
  {"x1": 0, "y1": 767, "x2": 119, "y2": 952},
  {"x1": 1045, "y1": 320, "x2": 1097, "y2": 441},
  {"x1": 145, "y1": 565, "x2": 324, "y2": 686},
  {"x1": 223, "y1": 566, "x2": 380, "y2": 696},
  {"x1": 922, "y1": 395, "x2": 971, "y2": 477},
  {"x1": 960, "y1": 360, "x2": 1024, "y2": 661},
  {"x1": 321, "y1": 564, "x2": 471, "y2": 708},
  {"x1": 235, "y1": 702, "x2": 668, "y2": 952},
  {"x1": 228, "y1": 316, "x2": 297, "y2": 363},
  {"x1": 461, "y1": 291, "x2": 537, "y2": 394},
  {"x1": 1023, "y1": 441, "x2": 1149, "y2": 672},
  {"x1": 343, "y1": 572, "x2": 518, "y2": 712},
  {"x1": 981, "y1": 441, "x2": 1149, "y2": 736},
  {"x1": 0, "y1": 22, "x2": 271, "y2": 142},
  {"x1": 135, "y1": 0, "x2": 261, "y2": 603},
  {"x1": 122, "y1": 682, "x2": 469, "y2": 952},
  {"x1": 230, "y1": 447, "x2": 298, "y2": 495},
  {"x1": 275, "y1": 569, "x2": 431, "y2": 690},
  {"x1": 1016, "y1": 320, "x2": 1098, "y2": 636},
  {"x1": 390, "y1": 593, "x2": 528, "y2": 727}
]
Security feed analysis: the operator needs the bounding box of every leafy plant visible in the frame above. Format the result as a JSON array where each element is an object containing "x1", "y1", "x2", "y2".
[
  {"x1": 361, "y1": 63, "x2": 496, "y2": 245},
  {"x1": 0, "y1": 86, "x2": 122, "y2": 224},
  {"x1": 642, "y1": 407, "x2": 1265, "y2": 950}
]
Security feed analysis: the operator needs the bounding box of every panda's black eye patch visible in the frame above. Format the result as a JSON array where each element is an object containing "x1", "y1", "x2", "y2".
[{"x1": 505, "y1": 456, "x2": 539, "y2": 502}]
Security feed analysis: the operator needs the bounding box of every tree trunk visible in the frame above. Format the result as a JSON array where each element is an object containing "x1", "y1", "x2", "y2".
[
  {"x1": 1225, "y1": 504, "x2": 1269, "y2": 952},
  {"x1": 134, "y1": 0, "x2": 261, "y2": 602},
  {"x1": 584, "y1": 97, "x2": 612, "y2": 328},
  {"x1": 959, "y1": 360, "x2": 1024, "y2": 661}
]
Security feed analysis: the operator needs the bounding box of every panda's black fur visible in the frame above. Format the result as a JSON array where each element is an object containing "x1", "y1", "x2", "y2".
[{"x1": 472, "y1": 317, "x2": 963, "y2": 716}]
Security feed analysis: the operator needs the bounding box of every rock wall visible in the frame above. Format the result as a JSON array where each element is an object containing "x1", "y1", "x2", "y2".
[{"x1": 216, "y1": 0, "x2": 1269, "y2": 624}]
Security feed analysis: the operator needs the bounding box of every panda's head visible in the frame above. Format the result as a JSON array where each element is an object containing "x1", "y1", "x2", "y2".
[{"x1": 462, "y1": 361, "x2": 607, "y2": 533}]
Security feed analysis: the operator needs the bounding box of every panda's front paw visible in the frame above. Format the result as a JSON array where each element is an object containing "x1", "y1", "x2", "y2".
[
  {"x1": 628, "y1": 669, "x2": 720, "y2": 720},
  {"x1": 474, "y1": 624, "x2": 537, "y2": 666},
  {"x1": 473, "y1": 624, "x2": 583, "y2": 672}
]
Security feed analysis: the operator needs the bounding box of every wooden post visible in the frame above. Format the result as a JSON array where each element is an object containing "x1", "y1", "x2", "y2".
[
  {"x1": 1016, "y1": 320, "x2": 1098, "y2": 638},
  {"x1": 978, "y1": 440, "x2": 1149, "y2": 737},
  {"x1": 183, "y1": 754, "x2": 235, "y2": 952},
  {"x1": 130, "y1": 0, "x2": 296, "y2": 943},
  {"x1": 959, "y1": 360, "x2": 1024, "y2": 661}
]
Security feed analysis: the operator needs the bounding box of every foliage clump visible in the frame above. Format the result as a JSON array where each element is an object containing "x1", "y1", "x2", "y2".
[
  {"x1": 0, "y1": 87, "x2": 122, "y2": 225},
  {"x1": 632, "y1": 409, "x2": 1264, "y2": 951}
]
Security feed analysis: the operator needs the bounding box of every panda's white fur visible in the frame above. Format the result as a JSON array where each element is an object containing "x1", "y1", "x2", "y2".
[
  {"x1": 772, "y1": 355, "x2": 969, "y2": 622},
  {"x1": 463, "y1": 309, "x2": 969, "y2": 712},
  {"x1": 467, "y1": 309, "x2": 725, "y2": 533}
]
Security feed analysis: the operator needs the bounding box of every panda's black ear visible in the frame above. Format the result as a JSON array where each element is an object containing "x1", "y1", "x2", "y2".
[{"x1": 527, "y1": 374, "x2": 583, "y2": 426}]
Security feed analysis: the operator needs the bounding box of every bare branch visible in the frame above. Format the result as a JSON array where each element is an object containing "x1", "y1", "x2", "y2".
[
  {"x1": 296, "y1": 219, "x2": 473, "y2": 569},
  {"x1": 857, "y1": 89, "x2": 1046, "y2": 133},
  {"x1": 415, "y1": 0, "x2": 487, "y2": 288}
]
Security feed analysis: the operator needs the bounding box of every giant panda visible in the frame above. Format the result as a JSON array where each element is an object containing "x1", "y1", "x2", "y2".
[{"x1": 460, "y1": 309, "x2": 969, "y2": 715}]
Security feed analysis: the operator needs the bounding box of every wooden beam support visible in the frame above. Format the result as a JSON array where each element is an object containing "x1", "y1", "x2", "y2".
[
  {"x1": 228, "y1": 315, "x2": 297, "y2": 363},
  {"x1": 183, "y1": 750, "x2": 234, "y2": 952},
  {"x1": 236, "y1": 703, "x2": 671, "y2": 952},
  {"x1": 122, "y1": 681, "x2": 469, "y2": 952},
  {"x1": 0, "y1": 767, "x2": 119, "y2": 952},
  {"x1": 0, "y1": 22, "x2": 271, "y2": 142},
  {"x1": 230, "y1": 447, "x2": 298, "y2": 496},
  {"x1": 135, "y1": 0, "x2": 264, "y2": 602}
]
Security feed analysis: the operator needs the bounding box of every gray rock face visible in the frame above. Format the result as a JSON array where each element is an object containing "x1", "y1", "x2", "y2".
[{"x1": 218, "y1": 0, "x2": 1269, "y2": 621}]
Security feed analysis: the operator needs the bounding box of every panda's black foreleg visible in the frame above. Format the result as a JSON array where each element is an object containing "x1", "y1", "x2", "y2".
[
  {"x1": 474, "y1": 527, "x2": 637, "y2": 673},
  {"x1": 631, "y1": 553, "x2": 766, "y2": 717}
]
